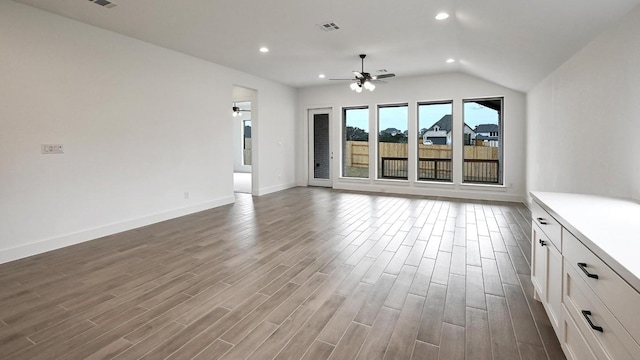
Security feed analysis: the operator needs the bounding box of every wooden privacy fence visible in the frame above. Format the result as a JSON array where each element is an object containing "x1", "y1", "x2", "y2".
[
  {"x1": 380, "y1": 157, "x2": 454, "y2": 181},
  {"x1": 345, "y1": 141, "x2": 500, "y2": 183},
  {"x1": 418, "y1": 158, "x2": 453, "y2": 181},
  {"x1": 345, "y1": 141, "x2": 498, "y2": 165},
  {"x1": 463, "y1": 159, "x2": 499, "y2": 183},
  {"x1": 345, "y1": 141, "x2": 370, "y2": 167},
  {"x1": 380, "y1": 157, "x2": 500, "y2": 183}
]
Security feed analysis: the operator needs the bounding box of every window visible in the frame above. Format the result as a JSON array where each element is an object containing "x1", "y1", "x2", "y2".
[
  {"x1": 463, "y1": 98, "x2": 503, "y2": 184},
  {"x1": 243, "y1": 120, "x2": 252, "y2": 165},
  {"x1": 418, "y1": 101, "x2": 453, "y2": 182},
  {"x1": 378, "y1": 104, "x2": 408, "y2": 179},
  {"x1": 342, "y1": 107, "x2": 369, "y2": 178}
]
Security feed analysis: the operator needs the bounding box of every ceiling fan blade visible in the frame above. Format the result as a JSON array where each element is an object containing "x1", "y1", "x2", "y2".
[
  {"x1": 371, "y1": 79, "x2": 387, "y2": 84},
  {"x1": 353, "y1": 71, "x2": 363, "y2": 78},
  {"x1": 375, "y1": 73, "x2": 396, "y2": 79}
]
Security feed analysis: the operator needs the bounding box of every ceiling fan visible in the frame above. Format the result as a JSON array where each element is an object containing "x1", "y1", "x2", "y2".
[
  {"x1": 330, "y1": 54, "x2": 396, "y2": 92},
  {"x1": 232, "y1": 103, "x2": 250, "y2": 117}
]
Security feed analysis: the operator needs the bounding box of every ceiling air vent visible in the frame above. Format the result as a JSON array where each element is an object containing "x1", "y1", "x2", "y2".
[
  {"x1": 317, "y1": 22, "x2": 340, "y2": 32},
  {"x1": 88, "y1": 0, "x2": 117, "y2": 9}
]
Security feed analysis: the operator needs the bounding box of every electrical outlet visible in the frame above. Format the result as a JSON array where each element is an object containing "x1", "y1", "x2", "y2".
[{"x1": 41, "y1": 144, "x2": 64, "y2": 154}]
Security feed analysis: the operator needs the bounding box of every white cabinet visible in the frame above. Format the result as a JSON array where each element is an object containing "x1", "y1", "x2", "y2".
[
  {"x1": 531, "y1": 222, "x2": 562, "y2": 333},
  {"x1": 531, "y1": 222, "x2": 546, "y2": 295},
  {"x1": 564, "y1": 259, "x2": 640, "y2": 360},
  {"x1": 561, "y1": 306, "x2": 598, "y2": 360},
  {"x1": 562, "y1": 229, "x2": 640, "y2": 341},
  {"x1": 530, "y1": 192, "x2": 640, "y2": 360},
  {"x1": 530, "y1": 200, "x2": 562, "y2": 249}
]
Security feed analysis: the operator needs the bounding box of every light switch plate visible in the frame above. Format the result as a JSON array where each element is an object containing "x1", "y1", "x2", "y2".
[{"x1": 42, "y1": 144, "x2": 64, "y2": 154}]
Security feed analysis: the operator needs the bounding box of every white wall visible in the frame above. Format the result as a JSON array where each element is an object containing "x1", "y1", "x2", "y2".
[
  {"x1": 0, "y1": 1, "x2": 296, "y2": 263},
  {"x1": 527, "y1": 5, "x2": 640, "y2": 201},
  {"x1": 297, "y1": 73, "x2": 527, "y2": 202}
]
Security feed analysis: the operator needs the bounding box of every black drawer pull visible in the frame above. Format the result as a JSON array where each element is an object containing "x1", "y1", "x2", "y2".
[
  {"x1": 581, "y1": 310, "x2": 604, "y2": 332},
  {"x1": 538, "y1": 239, "x2": 547, "y2": 247},
  {"x1": 577, "y1": 262, "x2": 599, "y2": 279},
  {"x1": 536, "y1": 217, "x2": 548, "y2": 225}
]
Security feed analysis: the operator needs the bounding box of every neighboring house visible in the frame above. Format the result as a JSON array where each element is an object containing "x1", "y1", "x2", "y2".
[
  {"x1": 474, "y1": 123, "x2": 500, "y2": 147},
  {"x1": 421, "y1": 115, "x2": 475, "y2": 145}
]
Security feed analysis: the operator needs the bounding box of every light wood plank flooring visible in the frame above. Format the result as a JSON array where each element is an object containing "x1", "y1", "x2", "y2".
[{"x1": 0, "y1": 187, "x2": 565, "y2": 359}]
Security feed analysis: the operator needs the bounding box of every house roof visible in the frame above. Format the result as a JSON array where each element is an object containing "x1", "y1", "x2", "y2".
[
  {"x1": 426, "y1": 115, "x2": 474, "y2": 133},
  {"x1": 13, "y1": 0, "x2": 640, "y2": 92},
  {"x1": 427, "y1": 115, "x2": 453, "y2": 132}
]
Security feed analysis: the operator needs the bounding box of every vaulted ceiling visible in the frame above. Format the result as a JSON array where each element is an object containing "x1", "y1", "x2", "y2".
[{"x1": 14, "y1": 0, "x2": 640, "y2": 92}]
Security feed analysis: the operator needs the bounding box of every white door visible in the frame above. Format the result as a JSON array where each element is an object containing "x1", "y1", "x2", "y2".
[{"x1": 308, "y1": 109, "x2": 332, "y2": 187}]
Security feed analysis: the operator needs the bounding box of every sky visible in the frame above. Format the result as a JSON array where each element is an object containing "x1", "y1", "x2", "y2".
[{"x1": 345, "y1": 101, "x2": 499, "y2": 133}]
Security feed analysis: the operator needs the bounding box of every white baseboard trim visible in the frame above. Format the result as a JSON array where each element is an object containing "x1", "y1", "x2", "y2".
[
  {"x1": 0, "y1": 196, "x2": 235, "y2": 264},
  {"x1": 334, "y1": 182, "x2": 525, "y2": 203},
  {"x1": 257, "y1": 182, "x2": 297, "y2": 196}
]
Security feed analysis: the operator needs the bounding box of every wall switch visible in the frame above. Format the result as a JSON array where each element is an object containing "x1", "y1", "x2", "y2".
[
  {"x1": 184, "y1": 192, "x2": 190, "y2": 199},
  {"x1": 41, "y1": 144, "x2": 64, "y2": 154}
]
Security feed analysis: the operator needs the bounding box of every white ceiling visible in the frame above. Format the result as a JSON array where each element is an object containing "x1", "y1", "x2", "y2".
[{"x1": 14, "y1": 0, "x2": 640, "y2": 92}]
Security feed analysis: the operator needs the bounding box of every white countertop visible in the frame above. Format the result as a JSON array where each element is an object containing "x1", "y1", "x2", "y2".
[{"x1": 530, "y1": 191, "x2": 640, "y2": 293}]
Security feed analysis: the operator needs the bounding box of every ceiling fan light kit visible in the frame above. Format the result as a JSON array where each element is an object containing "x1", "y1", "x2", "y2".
[
  {"x1": 363, "y1": 81, "x2": 375, "y2": 91},
  {"x1": 330, "y1": 54, "x2": 395, "y2": 93}
]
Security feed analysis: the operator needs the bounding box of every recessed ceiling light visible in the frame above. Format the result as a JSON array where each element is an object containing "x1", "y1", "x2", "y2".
[
  {"x1": 318, "y1": 74, "x2": 326, "y2": 79},
  {"x1": 446, "y1": 58, "x2": 456, "y2": 63},
  {"x1": 259, "y1": 47, "x2": 269, "y2": 53},
  {"x1": 435, "y1": 12, "x2": 450, "y2": 20}
]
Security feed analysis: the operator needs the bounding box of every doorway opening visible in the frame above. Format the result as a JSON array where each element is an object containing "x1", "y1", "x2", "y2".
[
  {"x1": 233, "y1": 101, "x2": 252, "y2": 193},
  {"x1": 232, "y1": 85, "x2": 257, "y2": 195}
]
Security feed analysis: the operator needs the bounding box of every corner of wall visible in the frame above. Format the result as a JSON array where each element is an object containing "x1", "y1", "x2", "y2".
[{"x1": 257, "y1": 183, "x2": 298, "y2": 196}]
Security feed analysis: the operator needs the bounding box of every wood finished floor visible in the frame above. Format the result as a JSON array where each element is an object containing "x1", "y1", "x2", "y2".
[{"x1": 0, "y1": 187, "x2": 566, "y2": 360}]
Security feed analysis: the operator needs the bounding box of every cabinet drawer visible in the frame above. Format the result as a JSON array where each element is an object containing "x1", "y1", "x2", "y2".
[
  {"x1": 562, "y1": 306, "x2": 598, "y2": 360},
  {"x1": 564, "y1": 259, "x2": 640, "y2": 360},
  {"x1": 531, "y1": 200, "x2": 562, "y2": 250},
  {"x1": 563, "y1": 228, "x2": 640, "y2": 342}
]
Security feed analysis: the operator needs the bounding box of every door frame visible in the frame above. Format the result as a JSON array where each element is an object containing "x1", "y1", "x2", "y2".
[{"x1": 308, "y1": 108, "x2": 333, "y2": 187}]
